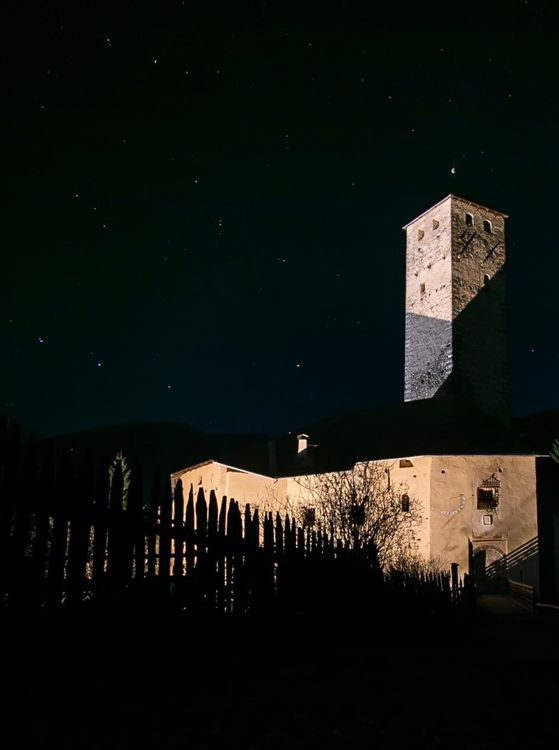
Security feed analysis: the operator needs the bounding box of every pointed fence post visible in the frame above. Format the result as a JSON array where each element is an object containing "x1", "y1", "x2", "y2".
[
  {"x1": 216, "y1": 495, "x2": 227, "y2": 614},
  {"x1": 158, "y1": 477, "x2": 173, "y2": 608},
  {"x1": 126, "y1": 464, "x2": 144, "y2": 607},
  {"x1": 106, "y1": 459, "x2": 125, "y2": 606},
  {"x1": 207, "y1": 490, "x2": 219, "y2": 612},
  {"x1": 144, "y1": 468, "x2": 161, "y2": 608},
  {"x1": 451, "y1": 562, "x2": 459, "y2": 604},
  {"x1": 46, "y1": 454, "x2": 73, "y2": 609},
  {"x1": 194, "y1": 488, "x2": 208, "y2": 611},
  {"x1": 185, "y1": 485, "x2": 195, "y2": 574},
  {"x1": 173, "y1": 479, "x2": 185, "y2": 581},
  {"x1": 66, "y1": 460, "x2": 95, "y2": 609},
  {"x1": 0, "y1": 421, "x2": 20, "y2": 602},
  {"x1": 92, "y1": 466, "x2": 110, "y2": 607},
  {"x1": 226, "y1": 499, "x2": 243, "y2": 614},
  {"x1": 30, "y1": 447, "x2": 56, "y2": 609},
  {"x1": 10, "y1": 436, "x2": 39, "y2": 609}
]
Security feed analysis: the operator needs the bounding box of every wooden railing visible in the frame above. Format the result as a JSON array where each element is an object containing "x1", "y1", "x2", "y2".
[{"x1": 506, "y1": 578, "x2": 535, "y2": 613}]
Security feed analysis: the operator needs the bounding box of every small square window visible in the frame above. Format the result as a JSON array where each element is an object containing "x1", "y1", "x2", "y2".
[
  {"x1": 418, "y1": 229, "x2": 425, "y2": 241},
  {"x1": 420, "y1": 283, "x2": 426, "y2": 294},
  {"x1": 477, "y1": 487, "x2": 497, "y2": 510},
  {"x1": 401, "y1": 494, "x2": 410, "y2": 512},
  {"x1": 432, "y1": 219, "x2": 439, "y2": 230},
  {"x1": 483, "y1": 219, "x2": 492, "y2": 233},
  {"x1": 465, "y1": 212, "x2": 474, "y2": 226},
  {"x1": 483, "y1": 514, "x2": 493, "y2": 526}
]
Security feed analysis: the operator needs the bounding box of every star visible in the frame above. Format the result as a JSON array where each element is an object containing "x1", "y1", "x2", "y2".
[
  {"x1": 451, "y1": 167, "x2": 456, "y2": 175},
  {"x1": 37, "y1": 337, "x2": 44, "y2": 344}
]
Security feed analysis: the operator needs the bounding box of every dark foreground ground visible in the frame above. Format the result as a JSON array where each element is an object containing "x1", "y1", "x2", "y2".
[{"x1": 1, "y1": 605, "x2": 558, "y2": 749}]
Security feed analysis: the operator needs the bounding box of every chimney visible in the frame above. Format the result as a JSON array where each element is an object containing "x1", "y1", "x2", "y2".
[{"x1": 297, "y1": 433, "x2": 309, "y2": 454}]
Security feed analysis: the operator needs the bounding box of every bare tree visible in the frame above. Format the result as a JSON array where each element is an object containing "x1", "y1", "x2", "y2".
[{"x1": 294, "y1": 461, "x2": 423, "y2": 569}]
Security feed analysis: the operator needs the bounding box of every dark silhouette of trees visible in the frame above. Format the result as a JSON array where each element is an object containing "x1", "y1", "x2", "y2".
[{"x1": 294, "y1": 461, "x2": 422, "y2": 569}]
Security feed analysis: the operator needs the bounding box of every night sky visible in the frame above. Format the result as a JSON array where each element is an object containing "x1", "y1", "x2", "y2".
[{"x1": 2, "y1": 0, "x2": 558, "y2": 438}]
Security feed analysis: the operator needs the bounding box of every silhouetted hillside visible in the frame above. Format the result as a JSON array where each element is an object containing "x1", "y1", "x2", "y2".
[
  {"x1": 36, "y1": 403, "x2": 559, "y2": 484},
  {"x1": 40, "y1": 422, "x2": 269, "y2": 479},
  {"x1": 268, "y1": 399, "x2": 559, "y2": 476}
]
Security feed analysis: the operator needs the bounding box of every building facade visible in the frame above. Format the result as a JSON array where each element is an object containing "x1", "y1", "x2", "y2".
[
  {"x1": 171, "y1": 452, "x2": 539, "y2": 590},
  {"x1": 171, "y1": 195, "x2": 541, "y2": 592}
]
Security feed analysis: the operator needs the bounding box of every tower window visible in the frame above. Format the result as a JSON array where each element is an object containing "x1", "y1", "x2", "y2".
[
  {"x1": 420, "y1": 282, "x2": 426, "y2": 294},
  {"x1": 432, "y1": 219, "x2": 439, "y2": 230},
  {"x1": 401, "y1": 494, "x2": 410, "y2": 513},
  {"x1": 465, "y1": 212, "x2": 474, "y2": 226},
  {"x1": 418, "y1": 229, "x2": 424, "y2": 241},
  {"x1": 483, "y1": 219, "x2": 492, "y2": 233}
]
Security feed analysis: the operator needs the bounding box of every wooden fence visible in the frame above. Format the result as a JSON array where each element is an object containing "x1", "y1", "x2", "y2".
[{"x1": 0, "y1": 430, "x2": 457, "y2": 619}]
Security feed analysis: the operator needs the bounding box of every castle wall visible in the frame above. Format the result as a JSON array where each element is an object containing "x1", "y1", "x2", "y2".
[
  {"x1": 404, "y1": 196, "x2": 453, "y2": 400},
  {"x1": 429, "y1": 455, "x2": 538, "y2": 589},
  {"x1": 170, "y1": 454, "x2": 538, "y2": 588},
  {"x1": 404, "y1": 195, "x2": 509, "y2": 416}
]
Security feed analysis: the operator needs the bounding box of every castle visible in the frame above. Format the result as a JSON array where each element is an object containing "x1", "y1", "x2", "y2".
[{"x1": 172, "y1": 195, "x2": 544, "y2": 593}]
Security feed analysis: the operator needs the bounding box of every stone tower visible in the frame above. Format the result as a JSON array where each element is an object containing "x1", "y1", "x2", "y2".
[{"x1": 403, "y1": 194, "x2": 509, "y2": 417}]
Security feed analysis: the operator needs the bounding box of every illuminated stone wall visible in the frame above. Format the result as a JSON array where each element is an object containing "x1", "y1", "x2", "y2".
[
  {"x1": 171, "y1": 453, "x2": 539, "y2": 588},
  {"x1": 429, "y1": 454, "x2": 537, "y2": 588},
  {"x1": 404, "y1": 195, "x2": 508, "y2": 416}
]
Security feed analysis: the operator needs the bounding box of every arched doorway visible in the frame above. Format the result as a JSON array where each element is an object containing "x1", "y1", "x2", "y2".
[{"x1": 472, "y1": 546, "x2": 506, "y2": 593}]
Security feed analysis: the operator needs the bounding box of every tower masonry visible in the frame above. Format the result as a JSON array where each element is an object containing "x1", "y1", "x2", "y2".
[{"x1": 403, "y1": 194, "x2": 508, "y2": 417}]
